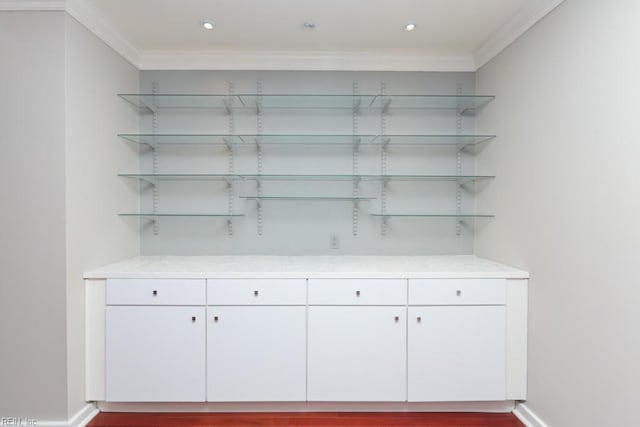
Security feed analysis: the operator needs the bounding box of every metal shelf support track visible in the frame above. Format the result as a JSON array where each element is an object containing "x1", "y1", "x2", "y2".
[
  {"x1": 256, "y1": 81, "x2": 264, "y2": 236},
  {"x1": 352, "y1": 81, "x2": 360, "y2": 236},
  {"x1": 151, "y1": 81, "x2": 159, "y2": 235},
  {"x1": 380, "y1": 82, "x2": 388, "y2": 236},
  {"x1": 456, "y1": 81, "x2": 464, "y2": 236},
  {"x1": 227, "y1": 81, "x2": 235, "y2": 236}
]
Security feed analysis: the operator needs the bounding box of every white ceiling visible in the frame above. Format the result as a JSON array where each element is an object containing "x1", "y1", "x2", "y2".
[{"x1": 3, "y1": 0, "x2": 566, "y2": 70}]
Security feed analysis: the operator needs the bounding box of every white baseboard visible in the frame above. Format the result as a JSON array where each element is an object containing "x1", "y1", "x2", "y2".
[
  {"x1": 513, "y1": 402, "x2": 549, "y2": 427},
  {"x1": 37, "y1": 403, "x2": 99, "y2": 427},
  {"x1": 97, "y1": 401, "x2": 515, "y2": 413}
]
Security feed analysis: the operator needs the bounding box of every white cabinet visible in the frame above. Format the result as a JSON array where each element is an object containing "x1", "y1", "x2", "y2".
[
  {"x1": 206, "y1": 306, "x2": 306, "y2": 401},
  {"x1": 91, "y1": 273, "x2": 525, "y2": 405},
  {"x1": 307, "y1": 278, "x2": 407, "y2": 402},
  {"x1": 307, "y1": 306, "x2": 407, "y2": 401},
  {"x1": 104, "y1": 278, "x2": 207, "y2": 402},
  {"x1": 407, "y1": 279, "x2": 507, "y2": 402},
  {"x1": 206, "y1": 279, "x2": 307, "y2": 401},
  {"x1": 105, "y1": 306, "x2": 206, "y2": 402}
]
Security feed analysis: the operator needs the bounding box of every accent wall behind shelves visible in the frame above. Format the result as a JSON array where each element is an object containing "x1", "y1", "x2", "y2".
[{"x1": 118, "y1": 71, "x2": 494, "y2": 255}]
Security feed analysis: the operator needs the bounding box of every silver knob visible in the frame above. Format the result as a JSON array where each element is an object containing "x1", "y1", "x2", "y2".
[
  {"x1": 253, "y1": 290, "x2": 259, "y2": 297},
  {"x1": 456, "y1": 290, "x2": 462, "y2": 296}
]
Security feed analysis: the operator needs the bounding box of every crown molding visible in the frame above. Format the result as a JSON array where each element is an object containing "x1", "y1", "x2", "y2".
[
  {"x1": 473, "y1": 0, "x2": 566, "y2": 69},
  {"x1": 2, "y1": 0, "x2": 566, "y2": 72},
  {"x1": 64, "y1": 0, "x2": 140, "y2": 67},
  {"x1": 138, "y1": 50, "x2": 477, "y2": 72},
  {"x1": 0, "y1": 0, "x2": 64, "y2": 10}
]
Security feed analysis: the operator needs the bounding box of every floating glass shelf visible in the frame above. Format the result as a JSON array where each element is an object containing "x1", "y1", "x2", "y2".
[
  {"x1": 119, "y1": 173, "x2": 235, "y2": 181},
  {"x1": 119, "y1": 94, "x2": 494, "y2": 112},
  {"x1": 118, "y1": 133, "x2": 495, "y2": 147},
  {"x1": 371, "y1": 213, "x2": 495, "y2": 218},
  {"x1": 119, "y1": 173, "x2": 495, "y2": 183},
  {"x1": 240, "y1": 196, "x2": 376, "y2": 201},
  {"x1": 119, "y1": 213, "x2": 243, "y2": 218}
]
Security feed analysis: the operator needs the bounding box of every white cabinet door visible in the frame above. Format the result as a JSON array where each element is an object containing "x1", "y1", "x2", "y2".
[
  {"x1": 207, "y1": 306, "x2": 306, "y2": 401},
  {"x1": 307, "y1": 306, "x2": 406, "y2": 401},
  {"x1": 105, "y1": 306, "x2": 206, "y2": 402},
  {"x1": 408, "y1": 306, "x2": 506, "y2": 402}
]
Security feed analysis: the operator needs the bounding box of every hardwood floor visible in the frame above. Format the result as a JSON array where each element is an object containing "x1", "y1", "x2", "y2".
[{"x1": 87, "y1": 412, "x2": 525, "y2": 427}]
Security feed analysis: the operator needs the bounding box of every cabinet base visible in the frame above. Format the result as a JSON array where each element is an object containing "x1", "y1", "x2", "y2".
[{"x1": 96, "y1": 401, "x2": 516, "y2": 413}]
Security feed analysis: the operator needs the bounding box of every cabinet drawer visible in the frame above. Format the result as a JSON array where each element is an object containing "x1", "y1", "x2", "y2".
[
  {"x1": 106, "y1": 279, "x2": 206, "y2": 306},
  {"x1": 207, "y1": 279, "x2": 306, "y2": 305},
  {"x1": 308, "y1": 279, "x2": 406, "y2": 305},
  {"x1": 409, "y1": 279, "x2": 505, "y2": 305}
]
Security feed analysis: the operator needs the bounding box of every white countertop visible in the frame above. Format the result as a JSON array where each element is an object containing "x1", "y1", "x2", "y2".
[{"x1": 84, "y1": 255, "x2": 529, "y2": 279}]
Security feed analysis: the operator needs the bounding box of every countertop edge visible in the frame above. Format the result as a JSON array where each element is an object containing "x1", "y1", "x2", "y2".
[{"x1": 83, "y1": 256, "x2": 529, "y2": 280}]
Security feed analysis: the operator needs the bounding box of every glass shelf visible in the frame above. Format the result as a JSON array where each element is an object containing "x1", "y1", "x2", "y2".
[
  {"x1": 119, "y1": 173, "x2": 495, "y2": 183},
  {"x1": 119, "y1": 173, "x2": 235, "y2": 182},
  {"x1": 118, "y1": 133, "x2": 495, "y2": 147},
  {"x1": 371, "y1": 213, "x2": 495, "y2": 218},
  {"x1": 119, "y1": 213, "x2": 243, "y2": 217},
  {"x1": 119, "y1": 94, "x2": 494, "y2": 112},
  {"x1": 240, "y1": 196, "x2": 376, "y2": 201}
]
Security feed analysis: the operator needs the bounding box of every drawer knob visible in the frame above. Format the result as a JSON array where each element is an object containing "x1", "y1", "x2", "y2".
[
  {"x1": 456, "y1": 290, "x2": 462, "y2": 297},
  {"x1": 152, "y1": 290, "x2": 158, "y2": 296},
  {"x1": 253, "y1": 290, "x2": 259, "y2": 297},
  {"x1": 214, "y1": 316, "x2": 219, "y2": 322},
  {"x1": 394, "y1": 316, "x2": 399, "y2": 322},
  {"x1": 417, "y1": 316, "x2": 422, "y2": 323},
  {"x1": 356, "y1": 290, "x2": 361, "y2": 297},
  {"x1": 192, "y1": 316, "x2": 196, "y2": 322}
]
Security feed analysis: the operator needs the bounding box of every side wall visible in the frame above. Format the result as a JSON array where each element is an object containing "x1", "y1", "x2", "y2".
[
  {"x1": 0, "y1": 11, "x2": 69, "y2": 421},
  {"x1": 475, "y1": 0, "x2": 640, "y2": 426},
  {"x1": 64, "y1": 14, "x2": 140, "y2": 417}
]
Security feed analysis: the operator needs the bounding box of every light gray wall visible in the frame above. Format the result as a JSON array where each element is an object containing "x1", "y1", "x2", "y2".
[
  {"x1": 64, "y1": 15, "x2": 140, "y2": 417},
  {"x1": 138, "y1": 71, "x2": 482, "y2": 255},
  {"x1": 475, "y1": 0, "x2": 640, "y2": 426},
  {"x1": 0, "y1": 11, "x2": 68, "y2": 421}
]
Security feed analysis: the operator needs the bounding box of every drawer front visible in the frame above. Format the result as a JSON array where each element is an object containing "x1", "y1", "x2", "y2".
[
  {"x1": 207, "y1": 279, "x2": 306, "y2": 305},
  {"x1": 308, "y1": 279, "x2": 407, "y2": 305},
  {"x1": 409, "y1": 278, "x2": 506, "y2": 305},
  {"x1": 106, "y1": 279, "x2": 206, "y2": 306}
]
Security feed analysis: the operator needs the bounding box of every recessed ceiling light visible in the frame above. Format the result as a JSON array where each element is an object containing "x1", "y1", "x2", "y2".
[
  {"x1": 303, "y1": 21, "x2": 316, "y2": 30},
  {"x1": 202, "y1": 20, "x2": 214, "y2": 30},
  {"x1": 404, "y1": 23, "x2": 416, "y2": 32}
]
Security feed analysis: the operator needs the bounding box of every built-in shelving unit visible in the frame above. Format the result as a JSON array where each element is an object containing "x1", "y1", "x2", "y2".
[{"x1": 118, "y1": 86, "x2": 495, "y2": 237}]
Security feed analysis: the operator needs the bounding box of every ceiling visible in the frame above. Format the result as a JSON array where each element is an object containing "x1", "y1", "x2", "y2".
[{"x1": 5, "y1": 0, "x2": 566, "y2": 70}]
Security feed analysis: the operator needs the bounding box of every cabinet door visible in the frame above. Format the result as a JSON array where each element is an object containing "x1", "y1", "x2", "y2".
[
  {"x1": 408, "y1": 306, "x2": 506, "y2": 402},
  {"x1": 207, "y1": 306, "x2": 306, "y2": 401},
  {"x1": 105, "y1": 306, "x2": 206, "y2": 402},
  {"x1": 307, "y1": 306, "x2": 406, "y2": 401}
]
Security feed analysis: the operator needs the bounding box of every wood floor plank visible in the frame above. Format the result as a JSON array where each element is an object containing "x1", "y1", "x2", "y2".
[{"x1": 87, "y1": 412, "x2": 525, "y2": 427}]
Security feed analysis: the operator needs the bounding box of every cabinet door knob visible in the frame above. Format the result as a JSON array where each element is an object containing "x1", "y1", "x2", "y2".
[
  {"x1": 253, "y1": 290, "x2": 259, "y2": 297},
  {"x1": 152, "y1": 290, "x2": 158, "y2": 296},
  {"x1": 356, "y1": 290, "x2": 361, "y2": 297},
  {"x1": 417, "y1": 316, "x2": 422, "y2": 323},
  {"x1": 394, "y1": 316, "x2": 399, "y2": 322},
  {"x1": 213, "y1": 316, "x2": 219, "y2": 322},
  {"x1": 456, "y1": 289, "x2": 462, "y2": 297},
  {"x1": 192, "y1": 316, "x2": 196, "y2": 322}
]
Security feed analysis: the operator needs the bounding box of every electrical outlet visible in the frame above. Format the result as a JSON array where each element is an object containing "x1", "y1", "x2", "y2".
[{"x1": 330, "y1": 234, "x2": 340, "y2": 249}]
